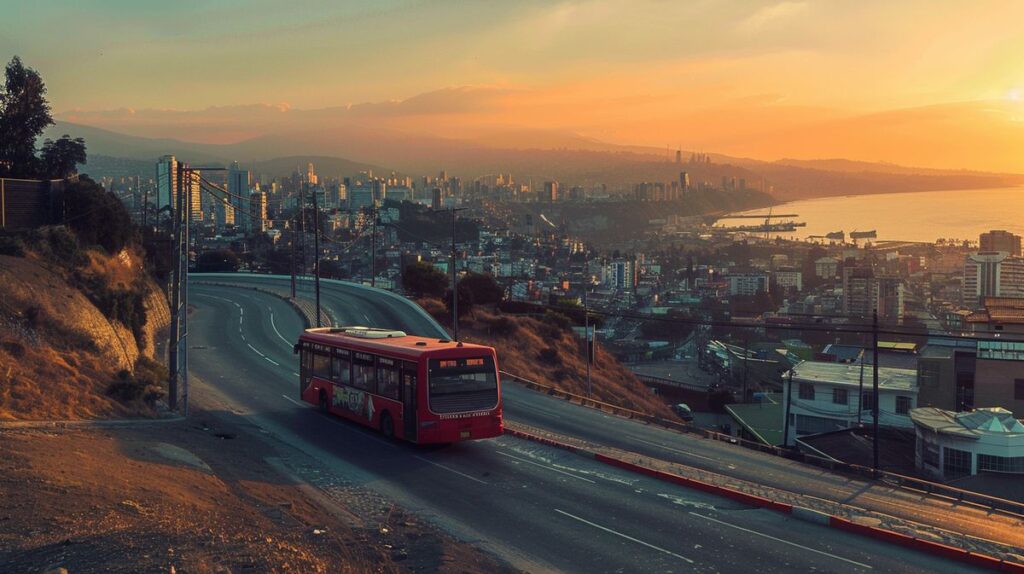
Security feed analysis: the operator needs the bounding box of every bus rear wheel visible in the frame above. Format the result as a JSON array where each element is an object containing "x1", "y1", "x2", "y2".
[
  {"x1": 380, "y1": 412, "x2": 394, "y2": 439},
  {"x1": 318, "y1": 391, "x2": 328, "y2": 413}
]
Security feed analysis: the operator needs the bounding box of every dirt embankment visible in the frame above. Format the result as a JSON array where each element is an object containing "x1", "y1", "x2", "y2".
[
  {"x1": 0, "y1": 244, "x2": 168, "y2": 421},
  {"x1": 419, "y1": 300, "x2": 672, "y2": 417},
  {"x1": 0, "y1": 411, "x2": 514, "y2": 574}
]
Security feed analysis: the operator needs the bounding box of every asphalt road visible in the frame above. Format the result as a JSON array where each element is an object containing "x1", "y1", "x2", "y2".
[{"x1": 186, "y1": 278, "x2": 988, "y2": 573}]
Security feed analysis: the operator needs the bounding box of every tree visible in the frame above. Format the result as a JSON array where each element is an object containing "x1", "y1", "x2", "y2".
[
  {"x1": 458, "y1": 272, "x2": 503, "y2": 306},
  {"x1": 40, "y1": 135, "x2": 86, "y2": 179},
  {"x1": 403, "y1": 262, "x2": 448, "y2": 298},
  {"x1": 195, "y1": 249, "x2": 240, "y2": 273},
  {"x1": 62, "y1": 176, "x2": 134, "y2": 253},
  {"x1": 0, "y1": 56, "x2": 53, "y2": 178},
  {"x1": 444, "y1": 282, "x2": 475, "y2": 319}
]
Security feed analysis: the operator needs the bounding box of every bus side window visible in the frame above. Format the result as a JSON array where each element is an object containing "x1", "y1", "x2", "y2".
[
  {"x1": 312, "y1": 351, "x2": 331, "y2": 380},
  {"x1": 377, "y1": 358, "x2": 400, "y2": 400},
  {"x1": 332, "y1": 350, "x2": 351, "y2": 386},
  {"x1": 300, "y1": 347, "x2": 311, "y2": 391},
  {"x1": 352, "y1": 353, "x2": 376, "y2": 393}
]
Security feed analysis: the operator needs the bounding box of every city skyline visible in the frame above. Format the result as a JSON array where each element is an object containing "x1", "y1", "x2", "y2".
[{"x1": 6, "y1": 1, "x2": 1024, "y2": 172}]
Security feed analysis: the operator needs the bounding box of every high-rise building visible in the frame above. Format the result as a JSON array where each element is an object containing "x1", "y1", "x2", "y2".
[
  {"x1": 980, "y1": 230, "x2": 1022, "y2": 257},
  {"x1": 306, "y1": 162, "x2": 318, "y2": 185},
  {"x1": 227, "y1": 162, "x2": 250, "y2": 233},
  {"x1": 155, "y1": 155, "x2": 178, "y2": 213},
  {"x1": 188, "y1": 169, "x2": 202, "y2": 222},
  {"x1": 679, "y1": 171, "x2": 690, "y2": 193},
  {"x1": 963, "y1": 252, "x2": 1024, "y2": 308},
  {"x1": 544, "y1": 181, "x2": 559, "y2": 202},
  {"x1": 249, "y1": 191, "x2": 267, "y2": 234},
  {"x1": 842, "y1": 267, "x2": 904, "y2": 323},
  {"x1": 431, "y1": 187, "x2": 443, "y2": 210},
  {"x1": 675, "y1": 149, "x2": 682, "y2": 164}
]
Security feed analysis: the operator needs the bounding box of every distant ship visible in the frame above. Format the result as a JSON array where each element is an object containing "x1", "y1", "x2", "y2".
[
  {"x1": 825, "y1": 230, "x2": 845, "y2": 240},
  {"x1": 850, "y1": 230, "x2": 877, "y2": 239}
]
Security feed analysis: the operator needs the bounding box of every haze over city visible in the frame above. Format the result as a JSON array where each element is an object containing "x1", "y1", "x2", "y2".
[
  {"x1": 5, "y1": 2, "x2": 1024, "y2": 573},
  {"x1": 7, "y1": 0, "x2": 1024, "y2": 172}
]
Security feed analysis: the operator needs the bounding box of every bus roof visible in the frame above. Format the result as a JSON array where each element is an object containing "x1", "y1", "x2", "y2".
[{"x1": 299, "y1": 327, "x2": 494, "y2": 359}]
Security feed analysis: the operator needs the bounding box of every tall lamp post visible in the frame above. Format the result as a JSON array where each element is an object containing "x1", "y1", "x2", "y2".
[{"x1": 440, "y1": 206, "x2": 468, "y2": 340}]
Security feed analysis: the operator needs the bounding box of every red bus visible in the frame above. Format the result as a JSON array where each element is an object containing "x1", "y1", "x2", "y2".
[{"x1": 295, "y1": 326, "x2": 503, "y2": 443}]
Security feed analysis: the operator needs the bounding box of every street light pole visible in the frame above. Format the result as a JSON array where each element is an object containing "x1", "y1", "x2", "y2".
[
  {"x1": 451, "y1": 207, "x2": 458, "y2": 340},
  {"x1": 311, "y1": 185, "x2": 321, "y2": 327},
  {"x1": 872, "y1": 310, "x2": 880, "y2": 476}
]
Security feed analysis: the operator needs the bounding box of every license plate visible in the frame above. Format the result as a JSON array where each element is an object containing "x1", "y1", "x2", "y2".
[{"x1": 460, "y1": 431, "x2": 471, "y2": 439}]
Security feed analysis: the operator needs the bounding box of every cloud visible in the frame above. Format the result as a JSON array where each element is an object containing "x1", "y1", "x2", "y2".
[{"x1": 737, "y1": 1, "x2": 808, "y2": 33}]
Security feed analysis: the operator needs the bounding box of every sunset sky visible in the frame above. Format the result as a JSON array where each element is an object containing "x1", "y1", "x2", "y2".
[{"x1": 5, "y1": 0, "x2": 1024, "y2": 171}]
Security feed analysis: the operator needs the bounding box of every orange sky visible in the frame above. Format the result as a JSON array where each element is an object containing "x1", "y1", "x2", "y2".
[{"x1": 7, "y1": 1, "x2": 1024, "y2": 171}]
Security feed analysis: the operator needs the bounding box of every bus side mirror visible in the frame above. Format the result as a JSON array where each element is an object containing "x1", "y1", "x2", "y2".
[{"x1": 293, "y1": 344, "x2": 301, "y2": 354}]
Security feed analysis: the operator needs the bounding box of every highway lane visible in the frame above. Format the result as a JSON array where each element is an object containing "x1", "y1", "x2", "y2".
[
  {"x1": 188, "y1": 283, "x2": 982, "y2": 573},
  {"x1": 191, "y1": 274, "x2": 1024, "y2": 551}
]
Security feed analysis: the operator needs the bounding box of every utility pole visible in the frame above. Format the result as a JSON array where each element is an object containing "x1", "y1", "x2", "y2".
[
  {"x1": 181, "y1": 165, "x2": 191, "y2": 416},
  {"x1": 742, "y1": 337, "x2": 749, "y2": 403},
  {"x1": 290, "y1": 210, "x2": 297, "y2": 298},
  {"x1": 584, "y1": 267, "x2": 592, "y2": 398},
  {"x1": 783, "y1": 368, "x2": 794, "y2": 446},
  {"x1": 371, "y1": 205, "x2": 377, "y2": 288},
  {"x1": 857, "y1": 347, "x2": 865, "y2": 425},
  {"x1": 872, "y1": 310, "x2": 880, "y2": 476},
  {"x1": 451, "y1": 207, "x2": 458, "y2": 340},
  {"x1": 167, "y1": 165, "x2": 184, "y2": 412},
  {"x1": 311, "y1": 185, "x2": 322, "y2": 327}
]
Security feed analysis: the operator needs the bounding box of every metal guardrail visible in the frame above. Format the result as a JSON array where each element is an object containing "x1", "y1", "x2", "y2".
[
  {"x1": 633, "y1": 372, "x2": 710, "y2": 392},
  {"x1": 503, "y1": 370, "x2": 1024, "y2": 521}
]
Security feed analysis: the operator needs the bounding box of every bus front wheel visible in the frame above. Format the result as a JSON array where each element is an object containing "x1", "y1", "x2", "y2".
[{"x1": 380, "y1": 412, "x2": 394, "y2": 439}]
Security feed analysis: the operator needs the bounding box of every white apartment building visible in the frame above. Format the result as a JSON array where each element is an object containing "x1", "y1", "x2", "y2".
[{"x1": 782, "y1": 361, "x2": 918, "y2": 446}]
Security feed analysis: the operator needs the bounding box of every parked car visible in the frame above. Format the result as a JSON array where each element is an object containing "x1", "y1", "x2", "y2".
[{"x1": 672, "y1": 403, "x2": 694, "y2": 422}]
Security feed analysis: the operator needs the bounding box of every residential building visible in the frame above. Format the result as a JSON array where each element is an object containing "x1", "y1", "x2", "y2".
[
  {"x1": 963, "y1": 251, "x2": 1024, "y2": 308},
  {"x1": 964, "y1": 297, "x2": 1024, "y2": 335},
  {"x1": 814, "y1": 256, "x2": 839, "y2": 279},
  {"x1": 980, "y1": 230, "x2": 1021, "y2": 256},
  {"x1": 842, "y1": 267, "x2": 904, "y2": 323},
  {"x1": 782, "y1": 360, "x2": 918, "y2": 446},
  {"x1": 227, "y1": 162, "x2": 249, "y2": 233},
  {"x1": 249, "y1": 191, "x2": 267, "y2": 234},
  {"x1": 773, "y1": 268, "x2": 802, "y2": 292},
  {"x1": 911, "y1": 407, "x2": 1024, "y2": 479},
  {"x1": 727, "y1": 271, "x2": 770, "y2": 296},
  {"x1": 155, "y1": 155, "x2": 178, "y2": 212},
  {"x1": 544, "y1": 181, "x2": 559, "y2": 202}
]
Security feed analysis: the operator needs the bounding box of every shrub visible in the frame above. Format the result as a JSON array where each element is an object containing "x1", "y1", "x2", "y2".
[
  {"x1": 0, "y1": 235, "x2": 25, "y2": 257},
  {"x1": 538, "y1": 346, "x2": 561, "y2": 365},
  {"x1": 105, "y1": 357, "x2": 167, "y2": 407},
  {"x1": 542, "y1": 310, "x2": 573, "y2": 332},
  {"x1": 482, "y1": 315, "x2": 518, "y2": 337}
]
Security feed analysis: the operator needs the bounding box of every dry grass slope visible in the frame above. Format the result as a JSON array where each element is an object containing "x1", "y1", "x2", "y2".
[{"x1": 418, "y1": 299, "x2": 672, "y2": 417}]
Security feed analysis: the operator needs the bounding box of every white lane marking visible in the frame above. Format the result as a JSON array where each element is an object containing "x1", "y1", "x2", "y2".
[
  {"x1": 414, "y1": 455, "x2": 489, "y2": 485},
  {"x1": 283, "y1": 394, "x2": 398, "y2": 449},
  {"x1": 282, "y1": 394, "x2": 304, "y2": 407},
  {"x1": 688, "y1": 512, "x2": 872, "y2": 569},
  {"x1": 496, "y1": 451, "x2": 596, "y2": 483},
  {"x1": 631, "y1": 437, "x2": 717, "y2": 462},
  {"x1": 269, "y1": 311, "x2": 291, "y2": 346},
  {"x1": 246, "y1": 343, "x2": 265, "y2": 358},
  {"x1": 264, "y1": 357, "x2": 280, "y2": 366},
  {"x1": 554, "y1": 509, "x2": 693, "y2": 563},
  {"x1": 292, "y1": 372, "x2": 301, "y2": 377}
]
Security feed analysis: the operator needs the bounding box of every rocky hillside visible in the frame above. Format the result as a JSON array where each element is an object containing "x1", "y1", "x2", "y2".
[
  {"x1": 419, "y1": 300, "x2": 672, "y2": 417},
  {"x1": 0, "y1": 228, "x2": 170, "y2": 420}
]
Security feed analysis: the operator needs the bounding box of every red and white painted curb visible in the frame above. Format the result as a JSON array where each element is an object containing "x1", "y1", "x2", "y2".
[{"x1": 505, "y1": 427, "x2": 1024, "y2": 573}]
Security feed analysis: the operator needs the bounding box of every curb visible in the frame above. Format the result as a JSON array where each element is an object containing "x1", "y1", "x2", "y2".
[
  {"x1": 506, "y1": 426, "x2": 1024, "y2": 573},
  {"x1": 0, "y1": 415, "x2": 186, "y2": 430}
]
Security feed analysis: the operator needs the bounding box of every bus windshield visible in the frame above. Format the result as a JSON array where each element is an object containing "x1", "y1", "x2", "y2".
[
  {"x1": 428, "y1": 357, "x2": 499, "y2": 413},
  {"x1": 429, "y1": 357, "x2": 497, "y2": 394}
]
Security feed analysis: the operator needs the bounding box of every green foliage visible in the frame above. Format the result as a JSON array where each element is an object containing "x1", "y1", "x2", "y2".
[
  {"x1": 0, "y1": 234, "x2": 26, "y2": 257},
  {"x1": 444, "y1": 282, "x2": 475, "y2": 318},
  {"x1": 106, "y1": 356, "x2": 166, "y2": 407},
  {"x1": 458, "y1": 272, "x2": 503, "y2": 305},
  {"x1": 542, "y1": 310, "x2": 573, "y2": 332},
  {"x1": 403, "y1": 261, "x2": 448, "y2": 298},
  {"x1": 0, "y1": 56, "x2": 53, "y2": 178},
  {"x1": 40, "y1": 135, "x2": 86, "y2": 179},
  {"x1": 63, "y1": 176, "x2": 134, "y2": 254},
  {"x1": 195, "y1": 249, "x2": 240, "y2": 272},
  {"x1": 639, "y1": 312, "x2": 694, "y2": 343}
]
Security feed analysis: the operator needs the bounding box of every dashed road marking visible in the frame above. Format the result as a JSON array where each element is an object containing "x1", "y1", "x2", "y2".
[
  {"x1": 554, "y1": 509, "x2": 693, "y2": 563},
  {"x1": 414, "y1": 456, "x2": 489, "y2": 485},
  {"x1": 688, "y1": 512, "x2": 872, "y2": 569},
  {"x1": 496, "y1": 451, "x2": 596, "y2": 483}
]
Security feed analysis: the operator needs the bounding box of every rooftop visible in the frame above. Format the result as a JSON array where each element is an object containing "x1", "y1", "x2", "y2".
[
  {"x1": 789, "y1": 360, "x2": 917, "y2": 391},
  {"x1": 725, "y1": 399, "x2": 784, "y2": 446},
  {"x1": 910, "y1": 407, "x2": 1024, "y2": 439}
]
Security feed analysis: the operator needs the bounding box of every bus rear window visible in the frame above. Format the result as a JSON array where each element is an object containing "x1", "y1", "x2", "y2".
[{"x1": 428, "y1": 357, "x2": 497, "y2": 395}]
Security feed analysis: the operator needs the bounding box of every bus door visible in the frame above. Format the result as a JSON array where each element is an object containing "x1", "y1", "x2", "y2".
[{"x1": 402, "y1": 362, "x2": 417, "y2": 441}]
